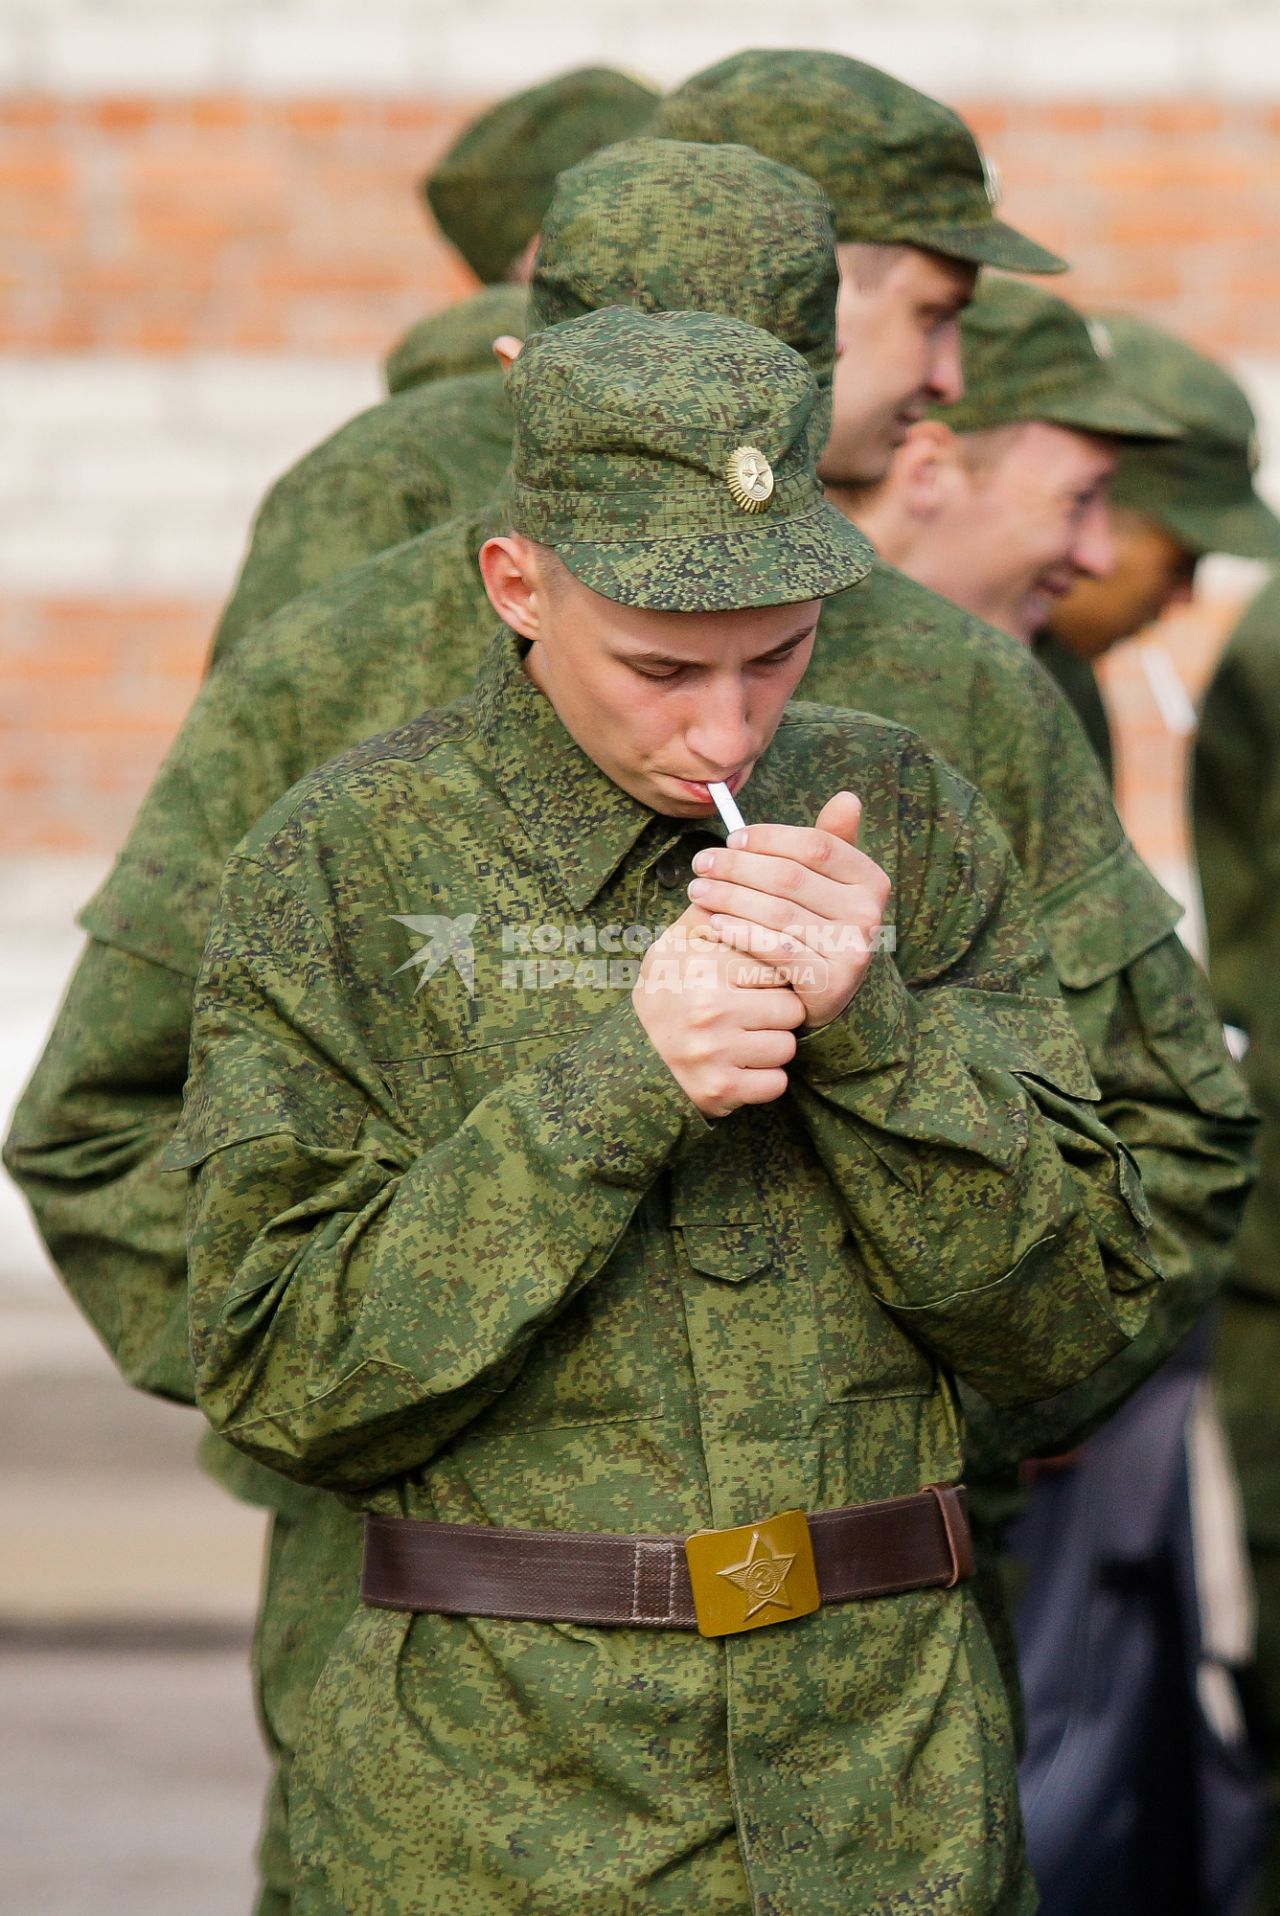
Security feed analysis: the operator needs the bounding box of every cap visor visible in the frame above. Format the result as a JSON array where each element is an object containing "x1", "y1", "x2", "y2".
[
  {"x1": 553, "y1": 500, "x2": 874, "y2": 613},
  {"x1": 1159, "y1": 489, "x2": 1280, "y2": 563},
  {"x1": 1042, "y1": 383, "x2": 1182, "y2": 443},
  {"x1": 921, "y1": 219, "x2": 1068, "y2": 276}
]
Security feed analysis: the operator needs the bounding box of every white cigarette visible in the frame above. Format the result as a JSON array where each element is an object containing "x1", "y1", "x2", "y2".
[{"x1": 707, "y1": 781, "x2": 747, "y2": 836}]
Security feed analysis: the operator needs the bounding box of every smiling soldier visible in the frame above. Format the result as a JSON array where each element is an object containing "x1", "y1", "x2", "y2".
[{"x1": 174, "y1": 306, "x2": 1161, "y2": 1913}]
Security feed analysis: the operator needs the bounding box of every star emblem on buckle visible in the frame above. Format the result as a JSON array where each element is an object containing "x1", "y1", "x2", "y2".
[
  {"x1": 718, "y1": 1529, "x2": 797, "y2": 1618},
  {"x1": 685, "y1": 1507, "x2": 820, "y2": 1636}
]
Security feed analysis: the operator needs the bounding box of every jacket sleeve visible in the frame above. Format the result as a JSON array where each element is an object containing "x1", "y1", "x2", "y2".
[
  {"x1": 3, "y1": 938, "x2": 196, "y2": 1401},
  {"x1": 175, "y1": 852, "x2": 705, "y2": 1492},
  {"x1": 787, "y1": 751, "x2": 1161, "y2": 1409}
]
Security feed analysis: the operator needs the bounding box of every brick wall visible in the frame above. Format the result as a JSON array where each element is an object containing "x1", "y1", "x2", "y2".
[{"x1": 4, "y1": 5, "x2": 1279, "y2": 881}]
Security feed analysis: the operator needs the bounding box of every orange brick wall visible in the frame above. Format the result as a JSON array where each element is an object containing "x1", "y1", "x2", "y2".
[
  {"x1": 4, "y1": 92, "x2": 1278, "y2": 869},
  {"x1": 4, "y1": 95, "x2": 1279, "y2": 357}
]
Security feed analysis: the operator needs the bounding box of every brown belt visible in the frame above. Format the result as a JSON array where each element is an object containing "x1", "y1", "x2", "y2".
[{"x1": 361, "y1": 1485, "x2": 973, "y2": 1639}]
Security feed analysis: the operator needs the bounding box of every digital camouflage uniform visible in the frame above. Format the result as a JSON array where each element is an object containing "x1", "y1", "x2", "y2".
[
  {"x1": 5, "y1": 131, "x2": 1254, "y2": 1908},
  {"x1": 382, "y1": 284, "x2": 527, "y2": 398},
  {"x1": 3, "y1": 140, "x2": 843, "y2": 1916},
  {"x1": 425, "y1": 66, "x2": 659, "y2": 284},
  {"x1": 210, "y1": 371, "x2": 513, "y2": 669},
  {"x1": 1196, "y1": 579, "x2": 1280, "y2": 1904},
  {"x1": 210, "y1": 59, "x2": 660, "y2": 671},
  {"x1": 173, "y1": 304, "x2": 1162, "y2": 1914},
  {"x1": 1041, "y1": 310, "x2": 1280, "y2": 782}
]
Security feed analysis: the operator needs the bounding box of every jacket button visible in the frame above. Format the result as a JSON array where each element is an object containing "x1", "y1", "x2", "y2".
[{"x1": 655, "y1": 853, "x2": 686, "y2": 889}]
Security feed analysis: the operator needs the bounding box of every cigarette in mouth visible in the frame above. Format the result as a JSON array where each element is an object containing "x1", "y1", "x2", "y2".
[{"x1": 706, "y1": 781, "x2": 747, "y2": 836}]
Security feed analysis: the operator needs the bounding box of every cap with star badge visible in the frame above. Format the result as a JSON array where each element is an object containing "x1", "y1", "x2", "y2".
[
  {"x1": 425, "y1": 67, "x2": 660, "y2": 285},
  {"x1": 1098, "y1": 312, "x2": 1280, "y2": 560},
  {"x1": 650, "y1": 49, "x2": 1066, "y2": 274},
  {"x1": 529, "y1": 137, "x2": 840, "y2": 414},
  {"x1": 507, "y1": 306, "x2": 873, "y2": 612},
  {"x1": 934, "y1": 277, "x2": 1181, "y2": 441}
]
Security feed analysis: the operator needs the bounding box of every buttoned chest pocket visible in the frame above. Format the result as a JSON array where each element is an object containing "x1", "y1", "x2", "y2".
[{"x1": 380, "y1": 1041, "x2": 667, "y2": 1433}]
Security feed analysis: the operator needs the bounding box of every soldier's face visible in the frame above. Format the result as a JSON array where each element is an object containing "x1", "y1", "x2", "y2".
[
  {"x1": 820, "y1": 245, "x2": 975, "y2": 489},
  {"x1": 930, "y1": 422, "x2": 1118, "y2": 642},
  {"x1": 484, "y1": 540, "x2": 819, "y2": 815},
  {"x1": 1046, "y1": 508, "x2": 1198, "y2": 658}
]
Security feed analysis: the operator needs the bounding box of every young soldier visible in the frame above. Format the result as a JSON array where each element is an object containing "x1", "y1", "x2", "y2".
[
  {"x1": 177, "y1": 303, "x2": 1159, "y2": 1916},
  {"x1": 840, "y1": 277, "x2": 1174, "y2": 652},
  {"x1": 5, "y1": 139, "x2": 846, "y2": 1916},
  {"x1": 1044, "y1": 313, "x2": 1280, "y2": 780},
  {"x1": 210, "y1": 67, "x2": 657, "y2": 663}
]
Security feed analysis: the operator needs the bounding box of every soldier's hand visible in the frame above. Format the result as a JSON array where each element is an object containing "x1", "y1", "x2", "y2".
[
  {"x1": 685, "y1": 791, "x2": 890, "y2": 1031},
  {"x1": 632, "y1": 905, "x2": 804, "y2": 1118}
]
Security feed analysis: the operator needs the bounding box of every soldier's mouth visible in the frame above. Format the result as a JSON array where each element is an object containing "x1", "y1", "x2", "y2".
[{"x1": 671, "y1": 768, "x2": 750, "y2": 802}]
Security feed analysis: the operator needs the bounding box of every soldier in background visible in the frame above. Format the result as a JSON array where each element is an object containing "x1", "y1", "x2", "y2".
[
  {"x1": 209, "y1": 67, "x2": 656, "y2": 662},
  {"x1": 838, "y1": 276, "x2": 1168, "y2": 656},
  {"x1": 384, "y1": 64, "x2": 658, "y2": 385},
  {"x1": 1196, "y1": 576, "x2": 1280, "y2": 1912},
  {"x1": 1045, "y1": 313, "x2": 1280, "y2": 783}
]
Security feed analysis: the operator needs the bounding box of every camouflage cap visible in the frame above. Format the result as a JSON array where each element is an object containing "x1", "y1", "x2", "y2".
[
  {"x1": 424, "y1": 68, "x2": 660, "y2": 284},
  {"x1": 651, "y1": 49, "x2": 1065, "y2": 274},
  {"x1": 384, "y1": 285, "x2": 528, "y2": 396},
  {"x1": 508, "y1": 306, "x2": 872, "y2": 612},
  {"x1": 529, "y1": 138, "x2": 838, "y2": 413},
  {"x1": 1099, "y1": 312, "x2": 1280, "y2": 560},
  {"x1": 935, "y1": 277, "x2": 1180, "y2": 441}
]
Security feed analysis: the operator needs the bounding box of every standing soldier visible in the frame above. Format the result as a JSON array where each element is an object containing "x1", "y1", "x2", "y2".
[
  {"x1": 178, "y1": 303, "x2": 1161, "y2": 1915},
  {"x1": 4, "y1": 138, "x2": 848, "y2": 1916},
  {"x1": 210, "y1": 67, "x2": 657, "y2": 662},
  {"x1": 1045, "y1": 312, "x2": 1280, "y2": 780},
  {"x1": 1196, "y1": 576, "x2": 1280, "y2": 1911}
]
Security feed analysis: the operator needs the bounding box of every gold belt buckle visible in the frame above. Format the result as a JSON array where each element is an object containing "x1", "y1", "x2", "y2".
[{"x1": 684, "y1": 1508, "x2": 821, "y2": 1638}]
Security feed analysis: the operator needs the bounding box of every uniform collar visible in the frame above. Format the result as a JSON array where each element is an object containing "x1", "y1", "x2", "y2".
[{"x1": 474, "y1": 629, "x2": 670, "y2": 912}]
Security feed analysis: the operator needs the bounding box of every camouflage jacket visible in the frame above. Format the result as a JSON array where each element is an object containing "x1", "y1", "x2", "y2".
[
  {"x1": 4, "y1": 522, "x2": 1250, "y2": 1475},
  {"x1": 381, "y1": 284, "x2": 528, "y2": 397},
  {"x1": 209, "y1": 373, "x2": 511, "y2": 666},
  {"x1": 1031, "y1": 630, "x2": 1115, "y2": 788},
  {"x1": 1194, "y1": 583, "x2": 1280, "y2": 1538},
  {"x1": 171, "y1": 627, "x2": 1157, "y2": 1914}
]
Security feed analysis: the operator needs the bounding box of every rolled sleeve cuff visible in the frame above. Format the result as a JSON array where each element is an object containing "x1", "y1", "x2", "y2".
[{"x1": 793, "y1": 951, "x2": 915, "y2": 1084}]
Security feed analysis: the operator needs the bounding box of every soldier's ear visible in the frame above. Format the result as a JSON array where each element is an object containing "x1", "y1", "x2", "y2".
[
  {"x1": 898, "y1": 420, "x2": 957, "y2": 521},
  {"x1": 480, "y1": 535, "x2": 542, "y2": 640}
]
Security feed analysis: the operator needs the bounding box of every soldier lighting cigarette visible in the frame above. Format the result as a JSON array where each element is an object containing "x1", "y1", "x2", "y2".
[{"x1": 707, "y1": 780, "x2": 747, "y2": 835}]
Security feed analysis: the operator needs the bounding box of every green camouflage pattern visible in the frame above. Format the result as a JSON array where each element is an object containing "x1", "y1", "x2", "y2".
[
  {"x1": 1032, "y1": 630, "x2": 1115, "y2": 787},
  {"x1": 172, "y1": 623, "x2": 1160, "y2": 1911},
  {"x1": 529, "y1": 138, "x2": 839, "y2": 404},
  {"x1": 5, "y1": 519, "x2": 1253, "y2": 1904},
  {"x1": 935, "y1": 277, "x2": 1178, "y2": 441},
  {"x1": 508, "y1": 307, "x2": 871, "y2": 610},
  {"x1": 382, "y1": 284, "x2": 527, "y2": 397},
  {"x1": 1099, "y1": 311, "x2": 1280, "y2": 561},
  {"x1": 1196, "y1": 584, "x2": 1280, "y2": 1903},
  {"x1": 806, "y1": 566, "x2": 1252, "y2": 1478},
  {"x1": 1195, "y1": 583, "x2": 1280, "y2": 1899},
  {"x1": 213, "y1": 134, "x2": 847, "y2": 666},
  {"x1": 425, "y1": 67, "x2": 659, "y2": 284},
  {"x1": 650, "y1": 49, "x2": 1066, "y2": 273},
  {"x1": 209, "y1": 370, "x2": 512, "y2": 667}
]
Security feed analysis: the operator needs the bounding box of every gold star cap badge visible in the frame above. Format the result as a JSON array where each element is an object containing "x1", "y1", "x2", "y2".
[{"x1": 726, "y1": 445, "x2": 775, "y2": 513}]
